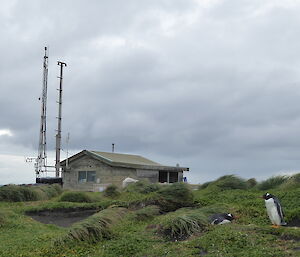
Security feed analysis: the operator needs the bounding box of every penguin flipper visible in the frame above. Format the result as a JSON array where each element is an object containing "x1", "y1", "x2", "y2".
[{"x1": 273, "y1": 197, "x2": 285, "y2": 224}]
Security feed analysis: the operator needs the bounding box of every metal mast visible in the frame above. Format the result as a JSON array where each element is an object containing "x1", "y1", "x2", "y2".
[
  {"x1": 55, "y1": 61, "x2": 67, "y2": 177},
  {"x1": 36, "y1": 47, "x2": 49, "y2": 177}
]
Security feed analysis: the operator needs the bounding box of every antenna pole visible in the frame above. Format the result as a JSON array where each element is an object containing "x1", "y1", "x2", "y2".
[
  {"x1": 55, "y1": 61, "x2": 67, "y2": 177},
  {"x1": 36, "y1": 47, "x2": 48, "y2": 177},
  {"x1": 66, "y1": 132, "x2": 70, "y2": 169}
]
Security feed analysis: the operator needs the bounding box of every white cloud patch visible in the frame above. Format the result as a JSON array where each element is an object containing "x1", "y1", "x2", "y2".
[{"x1": 0, "y1": 129, "x2": 13, "y2": 137}]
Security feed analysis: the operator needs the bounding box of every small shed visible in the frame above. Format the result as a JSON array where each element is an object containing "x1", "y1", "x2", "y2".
[{"x1": 60, "y1": 150, "x2": 189, "y2": 191}]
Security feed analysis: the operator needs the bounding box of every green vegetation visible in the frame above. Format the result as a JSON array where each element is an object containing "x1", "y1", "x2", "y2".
[
  {"x1": 124, "y1": 181, "x2": 162, "y2": 194},
  {"x1": 133, "y1": 205, "x2": 160, "y2": 221},
  {"x1": 55, "y1": 207, "x2": 128, "y2": 244},
  {"x1": 155, "y1": 182, "x2": 195, "y2": 212},
  {"x1": 0, "y1": 184, "x2": 62, "y2": 202},
  {"x1": 198, "y1": 175, "x2": 249, "y2": 191},
  {"x1": 0, "y1": 174, "x2": 299, "y2": 256},
  {"x1": 256, "y1": 175, "x2": 289, "y2": 190},
  {"x1": 103, "y1": 184, "x2": 121, "y2": 198},
  {"x1": 59, "y1": 191, "x2": 94, "y2": 203}
]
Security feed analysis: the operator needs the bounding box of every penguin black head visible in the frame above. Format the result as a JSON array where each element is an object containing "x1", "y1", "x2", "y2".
[
  {"x1": 225, "y1": 213, "x2": 235, "y2": 221},
  {"x1": 262, "y1": 193, "x2": 273, "y2": 200}
]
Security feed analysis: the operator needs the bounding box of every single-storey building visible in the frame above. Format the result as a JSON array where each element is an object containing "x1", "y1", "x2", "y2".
[{"x1": 60, "y1": 150, "x2": 189, "y2": 191}]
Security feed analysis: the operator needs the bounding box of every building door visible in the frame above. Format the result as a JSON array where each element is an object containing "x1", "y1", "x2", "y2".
[
  {"x1": 169, "y1": 172, "x2": 178, "y2": 183},
  {"x1": 159, "y1": 171, "x2": 168, "y2": 183},
  {"x1": 159, "y1": 171, "x2": 178, "y2": 183}
]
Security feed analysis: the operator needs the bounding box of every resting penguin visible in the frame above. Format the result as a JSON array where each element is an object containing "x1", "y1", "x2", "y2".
[
  {"x1": 210, "y1": 213, "x2": 235, "y2": 225},
  {"x1": 262, "y1": 193, "x2": 287, "y2": 228}
]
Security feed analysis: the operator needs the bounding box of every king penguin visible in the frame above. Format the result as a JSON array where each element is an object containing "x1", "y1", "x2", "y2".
[
  {"x1": 262, "y1": 193, "x2": 287, "y2": 227},
  {"x1": 210, "y1": 213, "x2": 235, "y2": 225}
]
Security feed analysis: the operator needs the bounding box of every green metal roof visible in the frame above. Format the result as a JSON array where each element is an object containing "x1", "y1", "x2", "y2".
[
  {"x1": 90, "y1": 151, "x2": 161, "y2": 166},
  {"x1": 60, "y1": 150, "x2": 189, "y2": 171}
]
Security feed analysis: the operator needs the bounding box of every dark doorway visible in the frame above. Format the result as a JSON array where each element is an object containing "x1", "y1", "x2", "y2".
[
  {"x1": 158, "y1": 171, "x2": 179, "y2": 183},
  {"x1": 169, "y1": 172, "x2": 178, "y2": 183},
  {"x1": 159, "y1": 171, "x2": 168, "y2": 183}
]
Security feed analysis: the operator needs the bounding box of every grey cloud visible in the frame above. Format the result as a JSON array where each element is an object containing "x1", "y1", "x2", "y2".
[{"x1": 1, "y1": 0, "x2": 300, "y2": 184}]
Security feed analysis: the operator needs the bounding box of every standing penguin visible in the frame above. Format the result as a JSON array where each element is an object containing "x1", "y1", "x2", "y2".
[
  {"x1": 210, "y1": 213, "x2": 235, "y2": 225},
  {"x1": 262, "y1": 193, "x2": 287, "y2": 227}
]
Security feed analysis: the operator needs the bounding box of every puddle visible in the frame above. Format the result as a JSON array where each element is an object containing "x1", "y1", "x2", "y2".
[{"x1": 27, "y1": 209, "x2": 97, "y2": 227}]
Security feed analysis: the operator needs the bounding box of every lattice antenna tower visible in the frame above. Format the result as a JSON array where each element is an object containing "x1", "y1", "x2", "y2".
[{"x1": 36, "y1": 47, "x2": 49, "y2": 176}]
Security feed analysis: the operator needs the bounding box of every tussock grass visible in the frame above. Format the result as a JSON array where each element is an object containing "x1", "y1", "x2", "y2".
[
  {"x1": 103, "y1": 185, "x2": 120, "y2": 198},
  {"x1": 58, "y1": 191, "x2": 93, "y2": 203},
  {"x1": 279, "y1": 173, "x2": 300, "y2": 190},
  {"x1": 54, "y1": 207, "x2": 128, "y2": 244},
  {"x1": 157, "y1": 206, "x2": 224, "y2": 241},
  {"x1": 155, "y1": 182, "x2": 194, "y2": 212},
  {"x1": 0, "y1": 184, "x2": 62, "y2": 202},
  {"x1": 246, "y1": 178, "x2": 258, "y2": 188},
  {"x1": 133, "y1": 205, "x2": 160, "y2": 221},
  {"x1": 213, "y1": 175, "x2": 249, "y2": 190},
  {"x1": 124, "y1": 181, "x2": 162, "y2": 194},
  {"x1": 256, "y1": 175, "x2": 288, "y2": 190},
  {"x1": 198, "y1": 175, "x2": 249, "y2": 191}
]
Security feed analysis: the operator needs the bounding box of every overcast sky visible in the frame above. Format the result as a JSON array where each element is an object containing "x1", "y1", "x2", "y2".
[{"x1": 1, "y1": 0, "x2": 300, "y2": 184}]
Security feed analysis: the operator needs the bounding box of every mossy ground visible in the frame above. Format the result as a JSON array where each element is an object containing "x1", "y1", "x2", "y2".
[{"x1": 0, "y1": 179, "x2": 299, "y2": 257}]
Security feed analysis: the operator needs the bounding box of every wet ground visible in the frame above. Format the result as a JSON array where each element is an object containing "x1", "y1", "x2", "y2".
[
  {"x1": 287, "y1": 218, "x2": 300, "y2": 228},
  {"x1": 27, "y1": 209, "x2": 97, "y2": 227}
]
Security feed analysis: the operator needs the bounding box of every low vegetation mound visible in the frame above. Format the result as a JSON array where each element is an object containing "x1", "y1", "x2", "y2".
[
  {"x1": 155, "y1": 183, "x2": 194, "y2": 212},
  {"x1": 103, "y1": 185, "x2": 120, "y2": 198},
  {"x1": 54, "y1": 207, "x2": 128, "y2": 244},
  {"x1": 157, "y1": 205, "x2": 225, "y2": 241},
  {"x1": 256, "y1": 175, "x2": 289, "y2": 190},
  {"x1": 198, "y1": 175, "x2": 249, "y2": 191},
  {"x1": 59, "y1": 191, "x2": 93, "y2": 203},
  {"x1": 279, "y1": 173, "x2": 300, "y2": 190},
  {"x1": 124, "y1": 181, "x2": 162, "y2": 194},
  {"x1": 0, "y1": 184, "x2": 62, "y2": 202},
  {"x1": 134, "y1": 205, "x2": 160, "y2": 221}
]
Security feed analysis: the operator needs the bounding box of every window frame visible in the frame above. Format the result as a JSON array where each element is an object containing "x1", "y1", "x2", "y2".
[{"x1": 78, "y1": 171, "x2": 96, "y2": 183}]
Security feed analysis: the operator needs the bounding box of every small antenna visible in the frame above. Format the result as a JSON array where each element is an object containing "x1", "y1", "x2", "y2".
[{"x1": 112, "y1": 143, "x2": 115, "y2": 153}]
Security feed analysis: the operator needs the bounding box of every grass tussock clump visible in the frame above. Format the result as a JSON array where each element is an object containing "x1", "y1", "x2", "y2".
[
  {"x1": 256, "y1": 175, "x2": 288, "y2": 190},
  {"x1": 213, "y1": 175, "x2": 249, "y2": 190},
  {"x1": 0, "y1": 184, "x2": 62, "y2": 202},
  {"x1": 134, "y1": 205, "x2": 160, "y2": 221},
  {"x1": 103, "y1": 185, "x2": 120, "y2": 198},
  {"x1": 58, "y1": 191, "x2": 93, "y2": 203},
  {"x1": 198, "y1": 175, "x2": 249, "y2": 191},
  {"x1": 157, "y1": 206, "x2": 224, "y2": 241},
  {"x1": 279, "y1": 173, "x2": 300, "y2": 190},
  {"x1": 55, "y1": 207, "x2": 128, "y2": 244},
  {"x1": 156, "y1": 183, "x2": 194, "y2": 212},
  {"x1": 124, "y1": 181, "x2": 162, "y2": 194}
]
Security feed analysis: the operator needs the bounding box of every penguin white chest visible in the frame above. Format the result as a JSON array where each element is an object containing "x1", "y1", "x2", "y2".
[{"x1": 265, "y1": 198, "x2": 281, "y2": 225}]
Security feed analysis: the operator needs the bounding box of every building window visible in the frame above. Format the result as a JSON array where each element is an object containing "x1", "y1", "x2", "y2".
[{"x1": 78, "y1": 171, "x2": 96, "y2": 183}]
